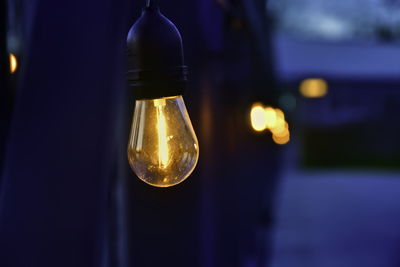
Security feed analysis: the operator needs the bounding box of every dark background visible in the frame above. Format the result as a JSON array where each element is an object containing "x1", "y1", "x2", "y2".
[{"x1": 1, "y1": 0, "x2": 400, "y2": 267}]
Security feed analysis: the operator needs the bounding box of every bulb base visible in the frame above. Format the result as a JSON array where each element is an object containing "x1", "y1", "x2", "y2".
[{"x1": 127, "y1": 7, "x2": 188, "y2": 100}]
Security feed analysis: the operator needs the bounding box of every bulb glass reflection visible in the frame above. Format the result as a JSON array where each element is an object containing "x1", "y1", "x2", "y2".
[{"x1": 128, "y1": 95, "x2": 199, "y2": 187}]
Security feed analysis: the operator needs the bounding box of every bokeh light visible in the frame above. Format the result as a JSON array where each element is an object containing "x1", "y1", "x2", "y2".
[
  {"x1": 274, "y1": 108, "x2": 285, "y2": 121},
  {"x1": 265, "y1": 107, "x2": 277, "y2": 128},
  {"x1": 250, "y1": 103, "x2": 291, "y2": 145},
  {"x1": 299, "y1": 78, "x2": 328, "y2": 98},
  {"x1": 271, "y1": 122, "x2": 289, "y2": 137},
  {"x1": 250, "y1": 103, "x2": 268, "y2": 132},
  {"x1": 272, "y1": 132, "x2": 290, "y2": 145},
  {"x1": 9, "y1": 53, "x2": 17, "y2": 73}
]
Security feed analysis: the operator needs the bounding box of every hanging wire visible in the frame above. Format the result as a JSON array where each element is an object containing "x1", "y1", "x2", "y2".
[
  {"x1": 146, "y1": 0, "x2": 156, "y2": 7},
  {"x1": 146, "y1": 0, "x2": 158, "y2": 8}
]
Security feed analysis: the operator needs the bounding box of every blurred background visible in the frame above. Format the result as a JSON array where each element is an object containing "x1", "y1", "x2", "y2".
[{"x1": 1, "y1": 0, "x2": 400, "y2": 267}]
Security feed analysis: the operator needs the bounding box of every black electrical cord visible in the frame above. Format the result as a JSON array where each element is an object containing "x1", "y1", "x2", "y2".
[{"x1": 128, "y1": 0, "x2": 187, "y2": 99}]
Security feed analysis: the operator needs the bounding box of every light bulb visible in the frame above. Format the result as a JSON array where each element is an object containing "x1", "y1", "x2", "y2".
[{"x1": 127, "y1": 95, "x2": 199, "y2": 187}]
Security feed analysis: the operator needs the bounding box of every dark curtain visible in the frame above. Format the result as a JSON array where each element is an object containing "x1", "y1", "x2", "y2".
[
  {"x1": 0, "y1": 0, "x2": 12, "y2": 174},
  {"x1": 0, "y1": 1, "x2": 280, "y2": 267},
  {"x1": 0, "y1": 0, "x2": 134, "y2": 266}
]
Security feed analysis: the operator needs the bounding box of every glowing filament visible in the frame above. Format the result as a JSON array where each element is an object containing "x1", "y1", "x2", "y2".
[{"x1": 155, "y1": 99, "x2": 169, "y2": 168}]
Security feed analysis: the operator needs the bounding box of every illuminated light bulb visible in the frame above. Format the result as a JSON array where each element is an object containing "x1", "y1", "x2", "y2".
[
  {"x1": 9, "y1": 53, "x2": 17, "y2": 73},
  {"x1": 272, "y1": 131, "x2": 290, "y2": 145},
  {"x1": 300, "y1": 78, "x2": 328, "y2": 98},
  {"x1": 250, "y1": 103, "x2": 268, "y2": 132},
  {"x1": 126, "y1": 1, "x2": 199, "y2": 187},
  {"x1": 128, "y1": 96, "x2": 199, "y2": 187}
]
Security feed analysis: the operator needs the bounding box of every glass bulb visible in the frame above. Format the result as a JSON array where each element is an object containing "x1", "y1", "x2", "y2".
[{"x1": 128, "y1": 95, "x2": 199, "y2": 187}]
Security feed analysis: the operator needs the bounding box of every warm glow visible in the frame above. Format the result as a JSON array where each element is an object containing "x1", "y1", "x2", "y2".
[
  {"x1": 274, "y1": 108, "x2": 285, "y2": 121},
  {"x1": 250, "y1": 103, "x2": 291, "y2": 145},
  {"x1": 269, "y1": 107, "x2": 290, "y2": 145},
  {"x1": 264, "y1": 107, "x2": 277, "y2": 128},
  {"x1": 264, "y1": 108, "x2": 285, "y2": 130},
  {"x1": 9, "y1": 53, "x2": 17, "y2": 73},
  {"x1": 300, "y1": 78, "x2": 328, "y2": 98},
  {"x1": 272, "y1": 132, "x2": 290, "y2": 145},
  {"x1": 154, "y1": 99, "x2": 169, "y2": 168},
  {"x1": 250, "y1": 103, "x2": 268, "y2": 132},
  {"x1": 268, "y1": 108, "x2": 286, "y2": 131},
  {"x1": 128, "y1": 96, "x2": 199, "y2": 187},
  {"x1": 270, "y1": 122, "x2": 289, "y2": 137}
]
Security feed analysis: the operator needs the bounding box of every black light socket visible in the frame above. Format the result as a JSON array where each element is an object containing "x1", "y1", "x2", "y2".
[{"x1": 127, "y1": 5, "x2": 188, "y2": 100}]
